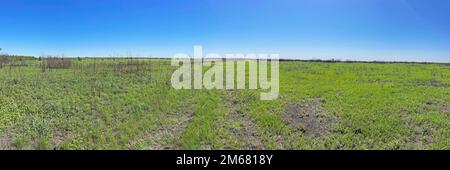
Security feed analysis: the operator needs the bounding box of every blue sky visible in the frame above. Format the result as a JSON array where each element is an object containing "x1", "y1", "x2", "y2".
[{"x1": 1, "y1": 0, "x2": 449, "y2": 62}]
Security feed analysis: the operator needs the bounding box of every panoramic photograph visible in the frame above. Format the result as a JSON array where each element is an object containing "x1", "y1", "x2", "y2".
[{"x1": 0, "y1": 0, "x2": 449, "y2": 168}]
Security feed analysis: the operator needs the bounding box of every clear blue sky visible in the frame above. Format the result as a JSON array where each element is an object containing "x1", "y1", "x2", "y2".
[{"x1": 1, "y1": 0, "x2": 449, "y2": 62}]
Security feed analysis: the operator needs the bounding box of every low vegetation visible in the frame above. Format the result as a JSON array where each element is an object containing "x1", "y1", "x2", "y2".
[{"x1": 0, "y1": 58, "x2": 448, "y2": 149}]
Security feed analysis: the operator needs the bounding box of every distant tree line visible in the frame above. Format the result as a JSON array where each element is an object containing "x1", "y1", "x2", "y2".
[
  {"x1": 0, "y1": 54, "x2": 35, "y2": 60},
  {"x1": 278, "y1": 58, "x2": 447, "y2": 65},
  {"x1": 0, "y1": 48, "x2": 35, "y2": 60}
]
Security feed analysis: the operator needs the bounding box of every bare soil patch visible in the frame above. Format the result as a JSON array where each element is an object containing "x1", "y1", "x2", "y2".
[
  {"x1": 425, "y1": 100, "x2": 450, "y2": 116},
  {"x1": 0, "y1": 135, "x2": 12, "y2": 149},
  {"x1": 283, "y1": 98, "x2": 337, "y2": 137},
  {"x1": 417, "y1": 81, "x2": 450, "y2": 88},
  {"x1": 51, "y1": 129, "x2": 77, "y2": 149},
  {"x1": 128, "y1": 110, "x2": 194, "y2": 150},
  {"x1": 225, "y1": 91, "x2": 264, "y2": 149},
  {"x1": 411, "y1": 122, "x2": 433, "y2": 149}
]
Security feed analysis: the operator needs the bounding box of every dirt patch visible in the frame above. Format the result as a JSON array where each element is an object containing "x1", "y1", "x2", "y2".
[
  {"x1": 439, "y1": 104, "x2": 450, "y2": 116},
  {"x1": 417, "y1": 81, "x2": 450, "y2": 88},
  {"x1": 403, "y1": 100, "x2": 449, "y2": 149},
  {"x1": 412, "y1": 123, "x2": 433, "y2": 149},
  {"x1": 401, "y1": 115, "x2": 435, "y2": 149},
  {"x1": 435, "y1": 107, "x2": 450, "y2": 117},
  {"x1": 0, "y1": 135, "x2": 12, "y2": 149},
  {"x1": 283, "y1": 99, "x2": 337, "y2": 137},
  {"x1": 225, "y1": 91, "x2": 264, "y2": 149},
  {"x1": 127, "y1": 110, "x2": 194, "y2": 150},
  {"x1": 227, "y1": 108, "x2": 264, "y2": 149},
  {"x1": 425, "y1": 100, "x2": 450, "y2": 116},
  {"x1": 51, "y1": 129, "x2": 73, "y2": 149}
]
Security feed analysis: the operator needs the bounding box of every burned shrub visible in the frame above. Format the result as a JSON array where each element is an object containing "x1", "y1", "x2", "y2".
[
  {"x1": 0, "y1": 55, "x2": 11, "y2": 63},
  {"x1": 43, "y1": 57, "x2": 72, "y2": 69},
  {"x1": 0, "y1": 57, "x2": 10, "y2": 64},
  {"x1": 113, "y1": 59, "x2": 148, "y2": 74},
  {"x1": 0, "y1": 55, "x2": 10, "y2": 69}
]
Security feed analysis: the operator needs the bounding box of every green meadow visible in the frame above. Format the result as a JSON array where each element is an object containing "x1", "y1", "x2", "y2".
[{"x1": 0, "y1": 58, "x2": 448, "y2": 149}]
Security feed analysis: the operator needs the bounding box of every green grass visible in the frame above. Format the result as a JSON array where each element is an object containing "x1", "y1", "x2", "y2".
[{"x1": 0, "y1": 59, "x2": 448, "y2": 149}]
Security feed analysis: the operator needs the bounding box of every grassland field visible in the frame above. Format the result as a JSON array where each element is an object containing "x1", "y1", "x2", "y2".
[{"x1": 0, "y1": 58, "x2": 449, "y2": 150}]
